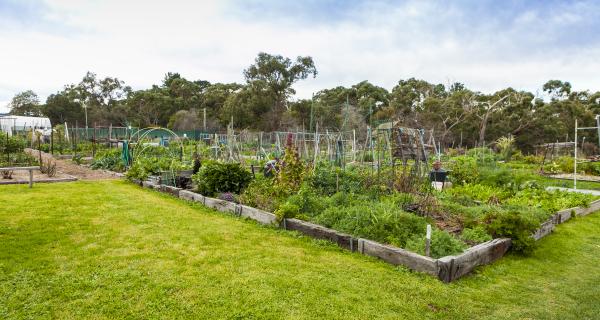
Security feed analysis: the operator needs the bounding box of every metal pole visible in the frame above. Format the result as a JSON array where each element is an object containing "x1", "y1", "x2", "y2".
[
  {"x1": 596, "y1": 115, "x2": 600, "y2": 148},
  {"x1": 84, "y1": 104, "x2": 89, "y2": 140},
  {"x1": 574, "y1": 119, "x2": 578, "y2": 190},
  {"x1": 425, "y1": 224, "x2": 431, "y2": 257},
  {"x1": 203, "y1": 108, "x2": 207, "y2": 131}
]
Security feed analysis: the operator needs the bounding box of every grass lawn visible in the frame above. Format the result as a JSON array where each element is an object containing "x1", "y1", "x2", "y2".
[{"x1": 1, "y1": 181, "x2": 599, "y2": 319}]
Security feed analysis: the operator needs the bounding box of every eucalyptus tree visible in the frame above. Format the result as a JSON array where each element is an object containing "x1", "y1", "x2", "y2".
[{"x1": 8, "y1": 90, "x2": 41, "y2": 116}]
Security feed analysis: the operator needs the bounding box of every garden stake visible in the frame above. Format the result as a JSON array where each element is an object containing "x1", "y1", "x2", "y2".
[{"x1": 425, "y1": 224, "x2": 431, "y2": 257}]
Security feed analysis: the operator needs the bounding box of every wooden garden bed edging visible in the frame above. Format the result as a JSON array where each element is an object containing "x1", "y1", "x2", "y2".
[
  {"x1": 136, "y1": 180, "x2": 600, "y2": 282},
  {"x1": 437, "y1": 238, "x2": 512, "y2": 282},
  {"x1": 358, "y1": 238, "x2": 439, "y2": 276}
]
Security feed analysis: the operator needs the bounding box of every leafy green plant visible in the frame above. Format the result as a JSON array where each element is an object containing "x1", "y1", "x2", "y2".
[
  {"x1": 274, "y1": 202, "x2": 300, "y2": 222},
  {"x1": 461, "y1": 226, "x2": 493, "y2": 244},
  {"x1": 483, "y1": 209, "x2": 540, "y2": 254},
  {"x1": 193, "y1": 161, "x2": 252, "y2": 196},
  {"x1": 448, "y1": 156, "x2": 479, "y2": 185},
  {"x1": 405, "y1": 229, "x2": 468, "y2": 258},
  {"x1": 276, "y1": 135, "x2": 305, "y2": 195},
  {"x1": 496, "y1": 136, "x2": 515, "y2": 161},
  {"x1": 239, "y1": 175, "x2": 281, "y2": 212},
  {"x1": 91, "y1": 149, "x2": 124, "y2": 172}
]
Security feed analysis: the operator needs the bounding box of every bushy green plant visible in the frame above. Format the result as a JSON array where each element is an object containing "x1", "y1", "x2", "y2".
[
  {"x1": 522, "y1": 154, "x2": 542, "y2": 164},
  {"x1": 448, "y1": 156, "x2": 479, "y2": 185},
  {"x1": 274, "y1": 202, "x2": 300, "y2": 222},
  {"x1": 483, "y1": 209, "x2": 540, "y2": 253},
  {"x1": 313, "y1": 196, "x2": 428, "y2": 247},
  {"x1": 307, "y1": 163, "x2": 366, "y2": 196},
  {"x1": 239, "y1": 175, "x2": 281, "y2": 212},
  {"x1": 555, "y1": 156, "x2": 575, "y2": 173},
  {"x1": 193, "y1": 161, "x2": 252, "y2": 196},
  {"x1": 448, "y1": 183, "x2": 510, "y2": 203},
  {"x1": 91, "y1": 149, "x2": 124, "y2": 172},
  {"x1": 465, "y1": 147, "x2": 497, "y2": 163},
  {"x1": 461, "y1": 226, "x2": 492, "y2": 244},
  {"x1": 284, "y1": 184, "x2": 328, "y2": 217},
  {"x1": 405, "y1": 229, "x2": 468, "y2": 258},
  {"x1": 505, "y1": 188, "x2": 593, "y2": 214},
  {"x1": 0, "y1": 135, "x2": 26, "y2": 155},
  {"x1": 276, "y1": 137, "x2": 305, "y2": 195}
]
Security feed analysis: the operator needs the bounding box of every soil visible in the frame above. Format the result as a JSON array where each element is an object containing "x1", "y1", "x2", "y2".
[{"x1": 23, "y1": 148, "x2": 120, "y2": 181}]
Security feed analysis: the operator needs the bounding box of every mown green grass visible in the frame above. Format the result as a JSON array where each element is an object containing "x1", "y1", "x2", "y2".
[{"x1": 1, "y1": 181, "x2": 599, "y2": 319}]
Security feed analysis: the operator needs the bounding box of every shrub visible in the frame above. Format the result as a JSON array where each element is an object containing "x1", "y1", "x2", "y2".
[
  {"x1": 239, "y1": 175, "x2": 281, "y2": 212},
  {"x1": 555, "y1": 156, "x2": 575, "y2": 173},
  {"x1": 274, "y1": 202, "x2": 300, "y2": 222},
  {"x1": 483, "y1": 209, "x2": 540, "y2": 254},
  {"x1": 284, "y1": 184, "x2": 328, "y2": 217},
  {"x1": 307, "y1": 163, "x2": 366, "y2": 195},
  {"x1": 313, "y1": 197, "x2": 428, "y2": 247},
  {"x1": 275, "y1": 135, "x2": 305, "y2": 195},
  {"x1": 522, "y1": 154, "x2": 542, "y2": 164},
  {"x1": 461, "y1": 226, "x2": 493, "y2": 244},
  {"x1": 405, "y1": 229, "x2": 468, "y2": 258},
  {"x1": 193, "y1": 161, "x2": 252, "y2": 196},
  {"x1": 448, "y1": 156, "x2": 479, "y2": 185},
  {"x1": 91, "y1": 149, "x2": 124, "y2": 172},
  {"x1": 465, "y1": 147, "x2": 497, "y2": 163}
]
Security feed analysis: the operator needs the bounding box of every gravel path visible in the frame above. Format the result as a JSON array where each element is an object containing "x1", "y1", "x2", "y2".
[{"x1": 24, "y1": 148, "x2": 120, "y2": 180}]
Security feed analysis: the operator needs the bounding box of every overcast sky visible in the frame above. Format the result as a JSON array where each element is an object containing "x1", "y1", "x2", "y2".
[{"x1": 1, "y1": 0, "x2": 600, "y2": 113}]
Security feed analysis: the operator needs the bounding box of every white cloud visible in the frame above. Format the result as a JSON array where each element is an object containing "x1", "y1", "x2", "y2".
[{"x1": 0, "y1": 0, "x2": 599, "y2": 104}]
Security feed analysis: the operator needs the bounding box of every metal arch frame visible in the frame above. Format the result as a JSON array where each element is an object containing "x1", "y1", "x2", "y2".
[{"x1": 129, "y1": 127, "x2": 185, "y2": 161}]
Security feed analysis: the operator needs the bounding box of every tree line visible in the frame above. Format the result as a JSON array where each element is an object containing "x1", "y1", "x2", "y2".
[{"x1": 6, "y1": 52, "x2": 600, "y2": 152}]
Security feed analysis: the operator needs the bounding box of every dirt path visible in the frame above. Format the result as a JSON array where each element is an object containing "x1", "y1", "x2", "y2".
[{"x1": 25, "y1": 149, "x2": 121, "y2": 181}]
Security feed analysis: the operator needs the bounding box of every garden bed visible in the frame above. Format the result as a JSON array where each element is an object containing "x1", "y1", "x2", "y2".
[
  {"x1": 138, "y1": 178, "x2": 600, "y2": 282},
  {"x1": 0, "y1": 169, "x2": 77, "y2": 184}
]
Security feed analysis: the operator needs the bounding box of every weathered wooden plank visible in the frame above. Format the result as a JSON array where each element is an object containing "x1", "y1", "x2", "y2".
[
  {"x1": 285, "y1": 218, "x2": 357, "y2": 251},
  {"x1": 533, "y1": 219, "x2": 555, "y2": 240},
  {"x1": 553, "y1": 209, "x2": 573, "y2": 224},
  {"x1": 160, "y1": 185, "x2": 182, "y2": 197},
  {"x1": 579, "y1": 199, "x2": 600, "y2": 216},
  {"x1": 179, "y1": 190, "x2": 196, "y2": 201},
  {"x1": 204, "y1": 197, "x2": 237, "y2": 213},
  {"x1": 239, "y1": 205, "x2": 277, "y2": 225},
  {"x1": 437, "y1": 238, "x2": 511, "y2": 282},
  {"x1": 142, "y1": 181, "x2": 156, "y2": 189},
  {"x1": 358, "y1": 238, "x2": 439, "y2": 276}
]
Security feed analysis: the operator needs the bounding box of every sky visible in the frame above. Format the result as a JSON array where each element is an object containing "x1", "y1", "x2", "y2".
[{"x1": 1, "y1": 0, "x2": 600, "y2": 113}]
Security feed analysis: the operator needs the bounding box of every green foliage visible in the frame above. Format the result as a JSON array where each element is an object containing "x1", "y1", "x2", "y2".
[
  {"x1": 126, "y1": 157, "x2": 182, "y2": 181},
  {"x1": 555, "y1": 156, "x2": 575, "y2": 173},
  {"x1": 0, "y1": 135, "x2": 35, "y2": 166},
  {"x1": 483, "y1": 209, "x2": 540, "y2": 253},
  {"x1": 307, "y1": 162, "x2": 367, "y2": 195},
  {"x1": 465, "y1": 148, "x2": 497, "y2": 164},
  {"x1": 522, "y1": 154, "x2": 542, "y2": 164},
  {"x1": 193, "y1": 161, "x2": 252, "y2": 196},
  {"x1": 448, "y1": 184, "x2": 510, "y2": 203},
  {"x1": 313, "y1": 194, "x2": 428, "y2": 247},
  {"x1": 461, "y1": 226, "x2": 493, "y2": 244},
  {"x1": 284, "y1": 184, "x2": 328, "y2": 217},
  {"x1": 91, "y1": 149, "x2": 124, "y2": 172},
  {"x1": 0, "y1": 135, "x2": 26, "y2": 154},
  {"x1": 274, "y1": 202, "x2": 300, "y2": 222},
  {"x1": 405, "y1": 229, "x2": 468, "y2": 258},
  {"x1": 505, "y1": 188, "x2": 593, "y2": 214},
  {"x1": 239, "y1": 175, "x2": 281, "y2": 212},
  {"x1": 496, "y1": 136, "x2": 515, "y2": 161},
  {"x1": 275, "y1": 138, "x2": 305, "y2": 194},
  {"x1": 448, "y1": 156, "x2": 479, "y2": 185}
]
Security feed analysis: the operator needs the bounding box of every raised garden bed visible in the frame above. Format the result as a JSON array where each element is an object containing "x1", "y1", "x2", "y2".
[{"x1": 138, "y1": 179, "x2": 600, "y2": 282}]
